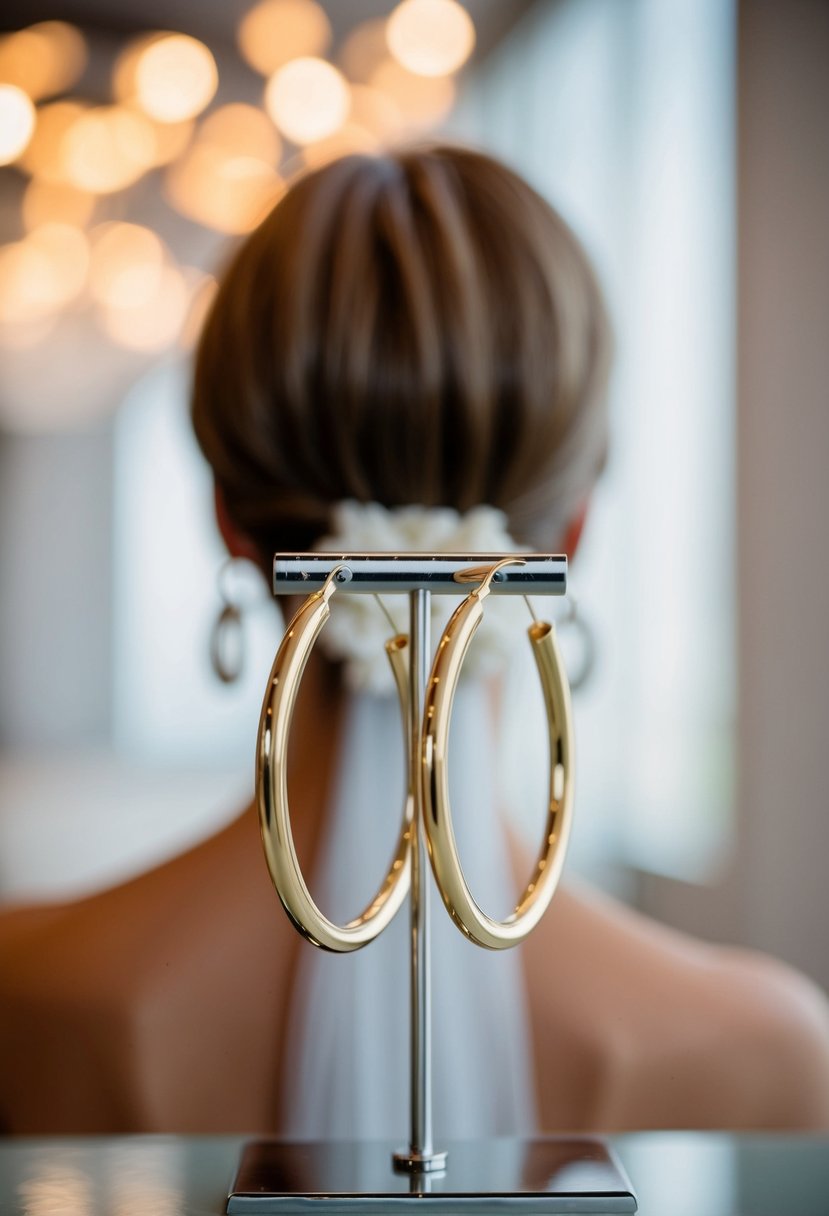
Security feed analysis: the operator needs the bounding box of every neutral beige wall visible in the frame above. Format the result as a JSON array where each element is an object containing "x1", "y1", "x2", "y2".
[{"x1": 639, "y1": 0, "x2": 829, "y2": 990}]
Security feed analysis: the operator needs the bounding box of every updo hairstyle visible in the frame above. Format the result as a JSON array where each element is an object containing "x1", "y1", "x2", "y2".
[{"x1": 191, "y1": 144, "x2": 611, "y2": 561}]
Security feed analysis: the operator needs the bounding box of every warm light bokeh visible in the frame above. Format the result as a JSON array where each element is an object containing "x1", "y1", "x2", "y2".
[
  {"x1": 166, "y1": 145, "x2": 283, "y2": 235},
  {"x1": 145, "y1": 117, "x2": 195, "y2": 168},
  {"x1": 0, "y1": 4, "x2": 470, "y2": 354},
  {"x1": 18, "y1": 101, "x2": 87, "y2": 183},
  {"x1": 348, "y1": 84, "x2": 405, "y2": 142},
  {"x1": 133, "y1": 34, "x2": 218, "y2": 123},
  {"x1": 113, "y1": 33, "x2": 161, "y2": 104},
  {"x1": 98, "y1": 261, "x2": 189, "y2": 351},
  {"x1": 0, "y1": 22, "x2": 87, "y2": 102},
  {"x1": 369, "y1": 58, "x2": 455, "y2": 128},
  {"x1": 0, "y1": 85, "x2": 36, "y2": 165},
  {"x1": 386, "y1": 0, "x2": 475, "y2": 77},
  {"x1": 264, "y1": 57, "x2": 350, "y2": 146},
  {"x1": 238, "y1": 0, "x2": 331, "y2": 77},
  {"x1": 22, "y1": 180, "x2": 96, "y2": 232},
  {"x1": 300, "y1": 124, "x2": 381, "y2": 169},
  {"x1": 199, "y1": 104, "x2": 282, "y2": 165},
  {"x1": 88, "y1": 222, "x2": 165, "y2": 310},
  {"x1": 0, "y1": 224, "x2": 89, "y2": 326},
  {"x1": 61, "y1": 106, "x2": 156, "y2": 193},
  {"x1": 338, "y1": 19, "x2": 389, "y2": 84},
  {"x1": 0, "y1": 243, "x2": 55, "y2": 325},
  {"x1": 27, "y1": 223, "x2": 89, "y2": 306}
]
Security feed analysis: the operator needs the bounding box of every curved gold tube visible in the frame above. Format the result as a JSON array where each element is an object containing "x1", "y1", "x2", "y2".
[
  {"x1": 257, "y1": 572, "x2": 412, "y2": 952},
  {"x1": 421, "y1": 561, "x2": 574, "y2": 950}
]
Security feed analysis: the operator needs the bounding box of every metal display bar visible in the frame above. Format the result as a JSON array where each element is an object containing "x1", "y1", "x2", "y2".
[{"x1": 273, "y1": 553, "x2": 567, "y2": 596}]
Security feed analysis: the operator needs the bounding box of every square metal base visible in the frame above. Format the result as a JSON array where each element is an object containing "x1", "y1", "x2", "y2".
[{"x1": 227, "y1": 1138, "x2": 637, "y2": 1213}]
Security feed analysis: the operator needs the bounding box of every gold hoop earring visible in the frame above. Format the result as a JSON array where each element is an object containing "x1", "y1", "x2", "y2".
[
  {"x1": 257, "y1": 568, "x2": 412, "y2": 952},
  {"x1": 421, "y1": 559, "x2": 574, "y2": 950}
]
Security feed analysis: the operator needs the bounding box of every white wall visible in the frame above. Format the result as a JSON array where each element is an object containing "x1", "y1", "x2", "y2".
[{"x1": 639, "y1": 0, "x2": 829, "y2": 991}]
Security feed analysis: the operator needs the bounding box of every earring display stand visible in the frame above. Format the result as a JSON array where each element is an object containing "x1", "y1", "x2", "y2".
[{"x1": 227, "y1": 553, "x2": 637, "y2": 1214}]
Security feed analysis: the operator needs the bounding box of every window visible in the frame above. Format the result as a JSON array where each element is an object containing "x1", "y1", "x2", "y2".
[{"x1": 451, "y1": 0, "x2": 736, "y2": 881}]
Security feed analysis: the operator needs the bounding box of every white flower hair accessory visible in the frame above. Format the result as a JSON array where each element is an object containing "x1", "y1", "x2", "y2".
[{"x1": 313, "y1": 501, "x2": 525, "y2": 693}]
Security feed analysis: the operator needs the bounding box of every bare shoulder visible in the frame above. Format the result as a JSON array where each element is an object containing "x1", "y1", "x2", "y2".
[
  {"x1": 521, "y1": 881, "x2": 829, "y2": 1131},
  {"x1": 701, "y1": 942, "x2": 829, "y2": 1127},
  {"x1": 0, "y1": 810, "x2": 290, "y2": 1132}
]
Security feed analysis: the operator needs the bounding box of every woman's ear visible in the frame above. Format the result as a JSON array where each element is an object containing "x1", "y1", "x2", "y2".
[{"x1": 214, "y1": 482, "x2": 262, "y2": 564}]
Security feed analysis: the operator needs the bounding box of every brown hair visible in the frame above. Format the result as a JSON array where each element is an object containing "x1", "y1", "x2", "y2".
[{"x1": 192, "y1": 144, "x2": 611, "y2": 557}]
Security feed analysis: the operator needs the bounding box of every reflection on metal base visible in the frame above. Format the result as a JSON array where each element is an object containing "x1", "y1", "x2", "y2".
[
  {"x1": 391, "y1": 1147, "x2": 448, "y2": 1174},
  {"x1": 227, "y1": 1138, "x2": 637, "y2": 1213}
]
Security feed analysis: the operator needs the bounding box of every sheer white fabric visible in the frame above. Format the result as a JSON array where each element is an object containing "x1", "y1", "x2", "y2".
[{"x1": 280, "y1": 681, "x2": 538, "y2": 1139}]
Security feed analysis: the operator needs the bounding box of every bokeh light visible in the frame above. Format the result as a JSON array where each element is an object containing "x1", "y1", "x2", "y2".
[
  {"x1": 88, "y1": 222, "x2": 165, "y2": 310},
  {"x1": 300, "y1": 125, "x2": 381, "y2": 170},
  {"x1": 61, "y1": 106, "x2": 156, "y2": 193},
  {"x1": 386, "y1": 0, "x2": 475, "y2": 77},
  {"x1": 166, "y1": 146, "x2": 283, "y2": 234},
  {"x1": 98, "y1": 261, "x2": 189, "y2": 351},
  {"x1": 27, "y1": 223, "x2": 89, "y2": 305},
  {"x1": 113, "y1": 33, "x2": 160, "y2": 104},
  {"x1": 264, "y1": 57, "x2": 350, "y2": 146},
  {"x1": 0, "y1": 85, "x2": 36, "y2": 164},
  {"x1": 18, "y1": 100, "x2": 87, "y2": 183},
  {"x1": 145, "y1": 118, "x2": 195, "y2": 168},
  {"x1": 369, "y1": 59, "x2": 455, "y2": 128},
  {"x1": 238, "y1": 0, "x2": 331, "y2": 77},
  {"x1": 349, "y1": 84, "x2": 405, "y2": 142},
  {"x1": 22, "y1": 180, "x2": 96, "y2": 232},
  {"x1": 164, "y1": 103, "x2": 283, "y2": 233},
  {"x1": 0, "y1": 242, "x2": 56, "y2": 324},
  {"x1": 338, "y1": 19, "x2": 389, "y2": 84},
  {"x1": 0, "y1": 22, "x2": 87, "y2": 102},
  {"x1": 199, "y1": 104, "x2": 281, "y2": 164},
  {"x1": 133, "y1": 34, "x2": 218, "y2": 123},
  {"x1": 0, "y1": 5, "x2": 466, "y2": 358},
  {"x1": 0, "y1": 226, "x2": 88, "y2": 327}
]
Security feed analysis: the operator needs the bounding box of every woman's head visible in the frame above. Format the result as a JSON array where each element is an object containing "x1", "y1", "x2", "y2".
[{"x1": 192, "y1": 144, "x2": 611, "y2": 564}]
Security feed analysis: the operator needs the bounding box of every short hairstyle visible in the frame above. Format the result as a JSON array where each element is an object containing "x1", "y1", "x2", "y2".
[{"x1": 192, "y1": 144, "x2": 611, "y2": 557}]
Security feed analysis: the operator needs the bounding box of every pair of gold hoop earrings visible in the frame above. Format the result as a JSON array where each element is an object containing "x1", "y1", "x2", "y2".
[{"x1": 256, "y1": 559, "x2": 574, "y2": 954}]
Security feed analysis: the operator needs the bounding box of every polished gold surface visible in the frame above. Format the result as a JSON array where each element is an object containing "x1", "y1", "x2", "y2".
[
  {"x1": 421, "y1": 561, "x2": 574, "y2": 949},
  {"x1": 257, "y1": 556, "x2": 572, "y2": 954},
  {"x1": 257, "y1": 570, "x2": 412, "y2": 952}
]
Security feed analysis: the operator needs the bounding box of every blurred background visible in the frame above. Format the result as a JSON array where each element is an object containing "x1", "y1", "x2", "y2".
[{"x1": 0, "y1": 0, "x2": 827, "y2": 990}]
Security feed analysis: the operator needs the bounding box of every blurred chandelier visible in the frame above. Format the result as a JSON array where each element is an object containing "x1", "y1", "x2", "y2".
[{"x1": 0, "y1": 0, "x2": 475, "y2": 430}]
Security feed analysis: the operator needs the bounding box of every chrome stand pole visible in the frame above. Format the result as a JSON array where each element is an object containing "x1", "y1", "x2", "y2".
[{"x1": 393, "y1": 589, "x2": 447, "y2": 1173}]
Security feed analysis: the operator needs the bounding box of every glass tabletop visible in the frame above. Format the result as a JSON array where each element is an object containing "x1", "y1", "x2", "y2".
[{"x1": 0, "y1": 1134, "x2": 827, "y2": 1216}]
